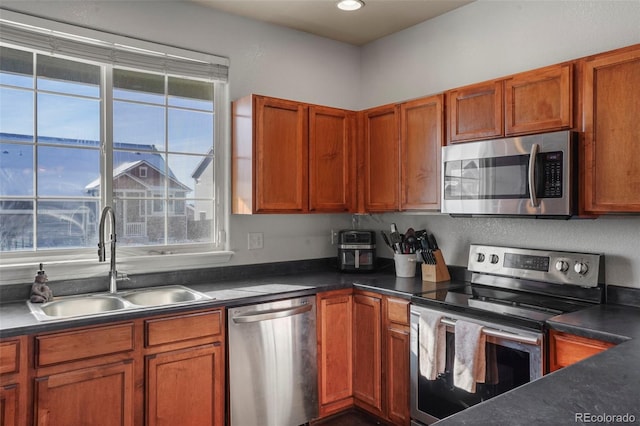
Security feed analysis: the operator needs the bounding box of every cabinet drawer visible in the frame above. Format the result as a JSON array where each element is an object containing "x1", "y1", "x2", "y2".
[
  {"x1": 549, "y1": 330, "x2": 615, "y2": 371},
  {"x1": 36, "y1": 323, "x2": 135, "y2": 367},
  {"x1": 145, "y1": 310, "x2": 222, "y2": 348},
  {"x1": 0, "y1": 340, "x2": 20, "y2": 375},
  {"x1": 386, "y1": 297, "x2": 409, "y2": 326}
]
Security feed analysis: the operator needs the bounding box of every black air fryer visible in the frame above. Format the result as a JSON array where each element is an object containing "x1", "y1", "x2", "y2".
[{"x1": 337, "y1": 230, "x2": 376, "y2": 272}]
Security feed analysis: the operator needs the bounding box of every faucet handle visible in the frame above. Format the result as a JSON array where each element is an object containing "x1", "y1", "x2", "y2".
[{"x1": 116, "y1": 271, "x2": 129, "y2": 282}]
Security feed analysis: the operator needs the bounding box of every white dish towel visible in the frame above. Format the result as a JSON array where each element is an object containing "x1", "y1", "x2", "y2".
[
  {"x1": 419, "y1": 311, "x2": 446, "y2": 380},
  {"x1": 453, "y1": 320, "x2": 486, "y2": 393}
]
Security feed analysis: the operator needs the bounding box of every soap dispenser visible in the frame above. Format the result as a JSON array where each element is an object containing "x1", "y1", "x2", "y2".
[{"x1": 30, "y1": 263, "x2": 53, "y2": 303}]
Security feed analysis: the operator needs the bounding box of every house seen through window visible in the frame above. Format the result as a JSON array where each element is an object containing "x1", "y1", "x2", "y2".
[{"x1": 0, "y1": 37, "x2": 223, "y2": 255}]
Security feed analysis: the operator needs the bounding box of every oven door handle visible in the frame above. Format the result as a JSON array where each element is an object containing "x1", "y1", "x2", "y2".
[
  {"x1": 528, "y1": 143, "x2": 540, "y2": 208},
  {"x1": 441, "y1": 317, "x2": 540, "y2": 345}
]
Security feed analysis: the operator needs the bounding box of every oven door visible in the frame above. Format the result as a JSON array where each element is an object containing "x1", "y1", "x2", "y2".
[
  {"x1": 410, "y1": 305, "x2": 544, "y2": 425},
  {"x1": 441, "y1": 130, "x2": 576, "y2": 217}
]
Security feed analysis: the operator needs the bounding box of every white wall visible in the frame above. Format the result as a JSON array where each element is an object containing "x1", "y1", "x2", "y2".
[
  {"x1": 2, "y1": 1, "x2": 640, "y2": 288},
  {"x1": 358, "y1": 0, "x2": 640, "y2": 288},
  {"x1": 359, "y1": 0, "x2": 640, "y2": 107}
]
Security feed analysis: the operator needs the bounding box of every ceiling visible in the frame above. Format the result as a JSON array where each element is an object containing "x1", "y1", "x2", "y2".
[{"x1": 190, "y1": 0, "x2": 474, "y2": 46}]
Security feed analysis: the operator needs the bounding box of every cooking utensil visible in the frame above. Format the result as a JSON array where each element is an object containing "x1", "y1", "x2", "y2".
[
  {"x1": 380, "y1": 231, "x2": 394, "y2": 252},
  {"x1": 389, "y1": 223, "x2": 402, "y2": 252}
]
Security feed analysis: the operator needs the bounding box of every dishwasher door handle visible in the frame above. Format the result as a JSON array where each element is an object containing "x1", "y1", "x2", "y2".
[{"x1": 232, "y1": 303, "x2": 312, "y2": 323}]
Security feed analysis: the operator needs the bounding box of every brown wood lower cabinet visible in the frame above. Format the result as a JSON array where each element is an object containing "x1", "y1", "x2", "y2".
[
  {"x1": 143, "y1": 309, "x2": 225, "y2": 426},
  {"x1": 548, "y1": 329, "x2": 615, "y2": 372},
  {"x1": 317, "y1": 290, "x2": 410, "y2": 425},
  {"x1": 26, "y1": 307, "x2": 226, "y2": 426},
  {"x1": 34, "y1": 361, "x2": 134, "y2": 426},
  {"x1": 0, "y1": 336, "x2": 27, "y2": 426},
  {"x1": 0, "y1": 385, "x2": 19, "y2": 426},
  {"x1": 146, "y1": 344, "x2": 224, "y2": 426},
  {"x1": 317, "y1": 289, "x2": 354, "y2": 417},
  {"x1": 384, "y1": 298, "x2": 410, "y2": 426},
  {"x1": 353, "y1": 292, "x2": 383, "y2": 417}
]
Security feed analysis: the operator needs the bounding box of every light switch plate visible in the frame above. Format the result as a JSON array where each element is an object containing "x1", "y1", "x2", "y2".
[{"x1": 248, "y1": 232, "x2": 264, "y2": 250}]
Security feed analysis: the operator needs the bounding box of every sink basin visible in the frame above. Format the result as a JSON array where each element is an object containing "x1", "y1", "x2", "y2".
[
  {"x1": 28, "y1": 294, "x2": 128, "y2": 321},
  {"x1": 119, "y1": 285, "x2": 210, "y2": 307},
  {"x1": 27, "y1": 285, "x2": 212, "y2": 322}
]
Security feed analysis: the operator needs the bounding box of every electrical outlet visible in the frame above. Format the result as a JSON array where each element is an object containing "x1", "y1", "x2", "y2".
[
  {"x1": 330, "y1": 229, "x2": 339, "y2": 245},
  {"x1": 248, "y1": 232, "x2": 264, "y2": 250}
]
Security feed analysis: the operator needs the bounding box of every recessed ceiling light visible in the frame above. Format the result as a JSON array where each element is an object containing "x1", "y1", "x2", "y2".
[{"x1": 336, "y1": 0, "x2": 365, "y2": 12}]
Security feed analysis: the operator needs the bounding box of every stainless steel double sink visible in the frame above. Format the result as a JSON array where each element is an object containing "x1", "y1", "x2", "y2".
[{"x1": 27, "y1": 285, "x2": 213, "y2": 322}]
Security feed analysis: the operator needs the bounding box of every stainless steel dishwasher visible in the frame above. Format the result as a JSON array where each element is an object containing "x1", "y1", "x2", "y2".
[{"x1": 228, "y1": 296, "x2": 318, "y2": 426}]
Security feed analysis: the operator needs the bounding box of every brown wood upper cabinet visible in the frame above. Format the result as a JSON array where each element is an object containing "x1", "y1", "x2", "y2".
[
  {"x1": 447, "y1": 63, "x2": 574, "y2": 143},
  {"x1": 505, "y1": 63, "x2": 573, "y2": 136},
  {"x1": 363, "y1": 95, "x2": 443, "y2": 212},
  {"x1": 400, "y1": 95, "x2": 443, "y2": 211},
  {"x1": 362, "y1": 104, "x2": 401, "y2": 212},
  {"x1": 232, "y1": 94, "x2": 355, "y2": 214},
  {"x1": 582, "y1": 44, "x2": 640, "y2": 213},
  {"x1": 447, "y1": 80, "x2": 503, "y2": 143}
]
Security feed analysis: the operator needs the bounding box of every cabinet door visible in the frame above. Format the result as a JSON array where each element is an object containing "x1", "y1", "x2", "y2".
[
  {"x1": 583, "y1": 46, "x2": 640, "y2": 212},
  {"x1": 363, "y1": 104, "x2": 400, "y2": 212},
  {"x1": 447, "y1": 80, "x2": 503, "y2": 143},
  {"x1": 352, "y1": 293, "x2": 383, "y2": 416},
  {"x1": 255, "y1": 96, "x2": 308, "y2": 212},
  {"x1": 505, "y1": 64, "x2": 573, "y2": 135},
  {"x1": 548, "y1": 330, "x2": 614, "y2": 372},
  {"x1": 386, "y1": 326, "x2": 410, "y2": 426},
  {"x1": 146, "y1": 344, "x2": 224, "y2": 426},
  {"x1": 1, "y1": 337, "x2": 29, "y2": 426},
  {"x1": 34, "y1": 362, "x2": 134, "y2": 426},
  {"x1": 317, "y1": 290, "x2": 354, "y2": 417},
  {"x1": 384, "y1": 297, "x2": 410, "y2": 425},
  {"x1": 0, "y1": 386, "x2": 18, "y2": 426},
  {"x1": 309, "y1": 106, "x2": 355, "y2": 212},
  {"x1": 400, "y1": 95, "x2": 443, "y2": 210}
]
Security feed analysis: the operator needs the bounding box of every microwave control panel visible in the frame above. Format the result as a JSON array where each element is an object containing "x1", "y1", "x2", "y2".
[{"x1": 540, "y1": 151, "x2": 563, "y2": 198}]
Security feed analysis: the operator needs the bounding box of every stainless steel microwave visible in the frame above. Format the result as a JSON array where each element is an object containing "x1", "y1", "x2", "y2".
[{"x1": 441, "y1": 131, "x2": 578, "y2": 218}]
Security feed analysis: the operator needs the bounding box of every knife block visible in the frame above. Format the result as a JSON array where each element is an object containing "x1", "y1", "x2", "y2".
[{"x1": 421, "y1": 250, "x2": 451, "y2": 282}]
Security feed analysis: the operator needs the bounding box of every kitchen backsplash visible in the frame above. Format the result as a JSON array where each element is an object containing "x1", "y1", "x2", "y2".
[{"x1": 361, "y1": 214, "x2": 640, "y2": 289}]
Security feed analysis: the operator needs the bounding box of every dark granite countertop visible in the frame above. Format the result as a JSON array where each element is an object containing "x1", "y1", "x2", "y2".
[
  {"x1": 3, "y1": 263, "x2": 640, "y2": 425},
  {"x1": 434, "y1": 303, "x2": 640, "y2": 425},
  {"x1": 0, "y1": 268, "x2": 432, "y2": 338}
]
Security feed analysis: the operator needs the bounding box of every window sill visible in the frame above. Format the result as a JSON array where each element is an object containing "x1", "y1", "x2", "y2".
[{"x1": 0, "y1": 251, "x2": 234, "y2": 286}]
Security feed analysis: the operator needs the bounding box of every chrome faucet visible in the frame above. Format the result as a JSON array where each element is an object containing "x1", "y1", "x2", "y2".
[{"x1": 98, "y1": 206, "x2": 127, "y2": 293}]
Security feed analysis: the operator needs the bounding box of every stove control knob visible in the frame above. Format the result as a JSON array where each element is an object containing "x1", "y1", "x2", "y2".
[
  {"x1": 490, "y1": 254, "x2": 500, "y2": 264},
  {"x1": 555, "y1": 260, "x2": 569, "y2": 273},
  {"x1": 574, "y1": 262, "x2": 589, "y2": 275},
  {"x1": 476, "y1": 253, "x2": 485, "y2": 263}
]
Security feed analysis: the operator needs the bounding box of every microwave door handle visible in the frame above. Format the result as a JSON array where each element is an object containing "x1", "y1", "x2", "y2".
[{"x1": 528, "y1": 143, "x2": 540, "y2": 208}]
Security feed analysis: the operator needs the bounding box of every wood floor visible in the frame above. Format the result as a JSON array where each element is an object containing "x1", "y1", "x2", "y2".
[{"x1": 312, "y1": 410, "x2": 385, "y2": 426}]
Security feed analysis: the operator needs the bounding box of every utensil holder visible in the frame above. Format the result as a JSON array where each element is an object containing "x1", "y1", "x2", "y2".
[
  {"x1": 421, "y1": 250, "x2": 451, "y2": 282},
  {"x1": 394, "y1": 253, "x2": 418, "y2": 278}
]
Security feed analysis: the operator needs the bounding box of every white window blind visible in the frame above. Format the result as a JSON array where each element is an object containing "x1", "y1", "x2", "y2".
[{"x1": 0, "y1": 12, "x2": 228, "y2": 81}]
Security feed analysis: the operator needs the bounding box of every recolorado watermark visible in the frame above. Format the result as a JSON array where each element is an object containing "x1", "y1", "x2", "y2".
[{"x1": 575, "y1": 412, "x2": 636, "y2": 423}]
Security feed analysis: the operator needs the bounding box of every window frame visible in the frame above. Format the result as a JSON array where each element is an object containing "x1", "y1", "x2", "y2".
[{"x1": 0, "y1": 11, "x2": 232, "y2": 285}]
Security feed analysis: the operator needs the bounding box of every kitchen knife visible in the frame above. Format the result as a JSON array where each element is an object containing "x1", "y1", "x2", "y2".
[{"x1": 427, "y1": 233, "x2": 439, "y2": 250}]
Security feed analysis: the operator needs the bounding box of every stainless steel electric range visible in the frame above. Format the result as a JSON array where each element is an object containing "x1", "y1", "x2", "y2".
[{"x1": 410, "y1": 244, "x2": 604, "y2": 425}]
